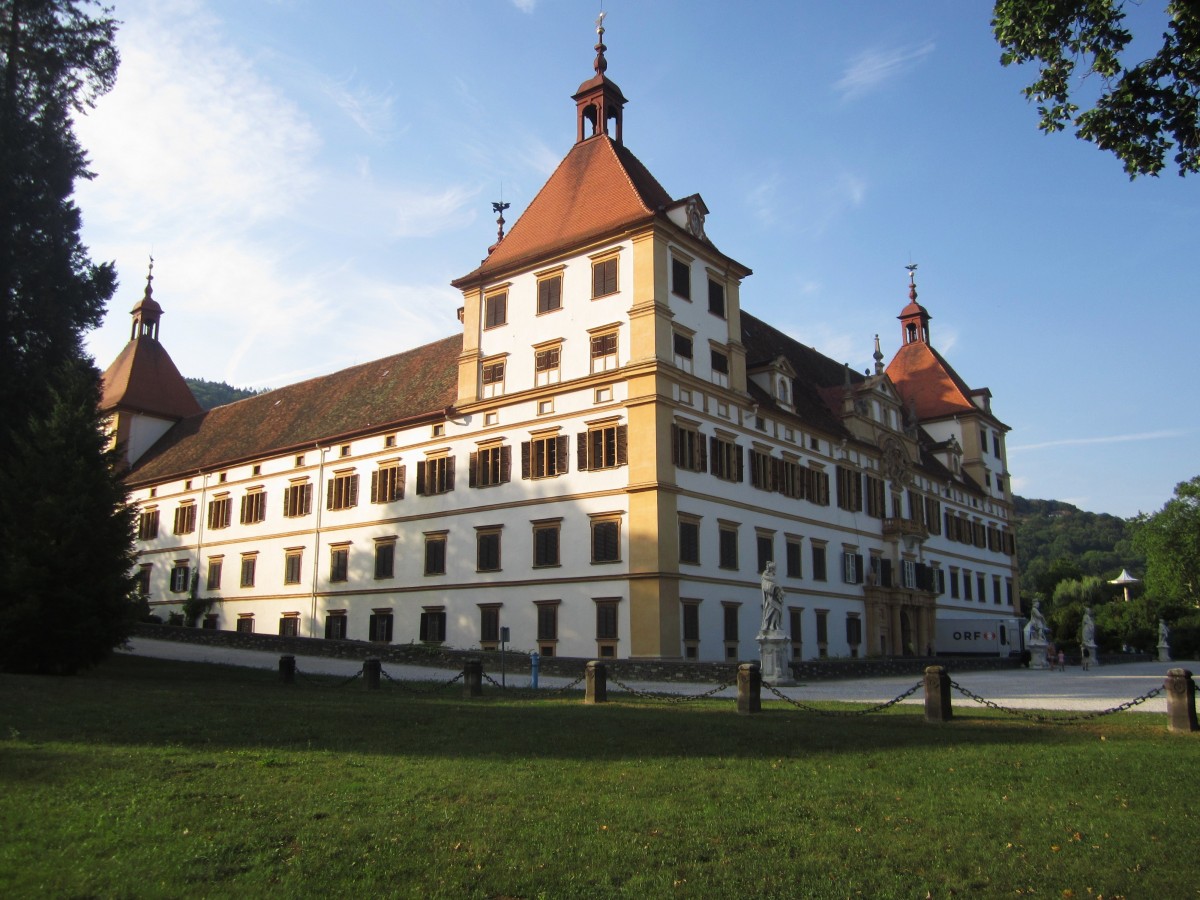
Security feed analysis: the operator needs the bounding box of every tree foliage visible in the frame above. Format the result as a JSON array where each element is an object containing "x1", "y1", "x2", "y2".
[
  {"x1": 184, "y1": 377, "x2": 262, "y2": 411},
  {"x1": 0, "y1": 1, "x2": 133, "y2": 673},
  {"x1": 1132, "y1": 475, "x2": 1200, "y2": 607},
  {"x1": 993, "y1": 1, "x2": 1200, "y2": 177}
]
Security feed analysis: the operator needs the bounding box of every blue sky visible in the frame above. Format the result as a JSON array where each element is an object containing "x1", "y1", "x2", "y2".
[{"x1": 77, "y1": 0, "x2": 1199, "y2": 519}]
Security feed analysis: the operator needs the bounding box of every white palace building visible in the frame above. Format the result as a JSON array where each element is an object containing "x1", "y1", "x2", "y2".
[{"x1": 102, "y1": 32, "x2": 1019, "y2": 663}]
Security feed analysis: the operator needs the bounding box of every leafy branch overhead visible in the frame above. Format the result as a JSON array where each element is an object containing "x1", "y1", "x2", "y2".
[{"x1": 993, "y1": 0, "x2": 1200, "y2": 177}]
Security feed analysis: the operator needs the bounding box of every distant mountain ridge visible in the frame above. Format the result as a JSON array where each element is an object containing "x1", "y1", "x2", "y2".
[{"x1": 185, "y1": 378, "x2": 262, "y2": 411}]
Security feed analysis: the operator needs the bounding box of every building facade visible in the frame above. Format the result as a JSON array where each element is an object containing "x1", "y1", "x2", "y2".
[{"x1": 105, "y1": 37, "x2": 1019, "y2": 662}]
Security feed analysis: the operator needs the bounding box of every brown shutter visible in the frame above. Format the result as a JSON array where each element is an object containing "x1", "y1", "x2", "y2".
[
  {"x1": 446, "y1": 455, "x2": 456, "y2": 490},
  {"x1": 348, "y1": 475, "x2": 359, "y2": 507},
  {"x1": 469, "y1": 451, "x2": 478, "y2": 487},
  {"x1": 557, "y1": 435, "x2": 570, "y2": 473},
  {"x1": 616, "y1": 425, "x2": 628, "y2": 466},
  {"x1": 698, "y1": 433, "x2": 707, "y2": 471},
  {"x1": 521, "y1": 441, "x2": 531, "y2": 479},
  {"x1": 398, "y1": 465, "x2": 406, "y2": 499},
  {"x1": 370, "y1": 470, "x2": 379, "y2": 503},
  {"x1": 501, "y1": 445, "x2": 511, "y2": 483},
  {"x1": 735, "y1": 445, "x2": 744, "y2": 483},
  {"x1": 577, "y1": 432, "x2": 588, "y2": 471},
  {"x1": 416, "y1": 460, "x2": 427, "y2": 495},
  {"x1": 708, "y1": 436, "x2": 717, "y2": 474}
]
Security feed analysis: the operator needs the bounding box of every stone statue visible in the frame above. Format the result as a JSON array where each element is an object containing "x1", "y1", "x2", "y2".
[
  {"x1": 1158, "y1": 619, "x2": 1172, "y2": 662},
  {"x1": 1081, "y1": 607, "x2": 1096, "y2": 646},
  {"x1": 1025, "y1": 601, "x2": 1048, "y2": 644},
  {"x1": 760, "y1": 561, "x2": 784, "y2": 634}
]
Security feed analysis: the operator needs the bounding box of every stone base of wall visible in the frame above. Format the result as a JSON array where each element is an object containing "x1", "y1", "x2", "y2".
[{"x1": 129, "y1": 624, "x2": 1157, "y2": 685}]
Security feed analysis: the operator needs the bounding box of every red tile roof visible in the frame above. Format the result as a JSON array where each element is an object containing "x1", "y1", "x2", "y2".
[
  {"x1": 126, "y1": 334, "x2": 462, "y2": 485},
  {"x1": 100, "y1": 337, "x2": 203, "y2": 421},
  {"x1": 886, "y1": 340, "x2": 979, "y2": 421},
  {"x1": 453, "y1": 135, "x2": 674, "y2": 286}
]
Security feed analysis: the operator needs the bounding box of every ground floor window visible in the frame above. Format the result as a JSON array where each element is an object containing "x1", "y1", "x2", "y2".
[
  {"x1": 369, "y1": 611, "x2": 393, "y2": 642},
  {"x1": 325, "y1": 612, "x2": 347, "y2": 640},
  {"x1": 420, "y1": 608, "x2": 447, "y2": 643},
  {"x1": 279, "y1": 614, "x2": 300, "y2": 637},
  {"x1": 236, "y1": 615, "x2": 254, "y2": 634}
]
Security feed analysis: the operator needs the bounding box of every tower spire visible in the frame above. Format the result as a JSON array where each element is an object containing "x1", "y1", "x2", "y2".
[
  {"x1": 873, "y1": 334, "x2": 884, "y2": 375},
  {"x1": 898, "y1": 263, "x2": 931, "y2": 346},
  {"x1": 130, "y1": 255, "x2": 163, "y2": 342},
  {"x1": 573, "y1": 10, "x2": 627, "y2": 145}
]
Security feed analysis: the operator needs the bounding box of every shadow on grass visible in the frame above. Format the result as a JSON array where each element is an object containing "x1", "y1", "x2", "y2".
[{"x1": 0, "y1": 653, "x2": 1163, "y2": 766}]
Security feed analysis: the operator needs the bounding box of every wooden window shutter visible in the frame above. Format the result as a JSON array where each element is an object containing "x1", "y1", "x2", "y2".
[
  {"x1": 521, "y1": 441, "x2": 531, "y2": 479},
  {"x1": 698, "y1": 434, "x2": 708, "y2": 471},
  {"x1": 735, "y1": 445, "x2": 744, "y2": 483},
  {"x1": 708, "y1": 436, "x2": 718, "y2": 474},
  {"x1": 469, "y1": 451, "x2": 478, "y2": 487},
  {"x1": 416, "y1": 460, "x2": 427, "y2": 495},
  {"x1": 880, "y1": 558, "x2": 893, "y2": 588},
  {"x1": 348, "y1": 475, "x2": 358, "y2": 507},
  {"x1": 616, "y1": 425, "x2": 628, "y2": 466},
  {"x1": 370, "y1": 470, "x2": 379, "y2": 503},
  {"x1": 398, "y1": 465, "x2": 406, "y2": 499},
  {"x1": 501, "y1": 445, "x2": 511, "y2": 482},
  {"x1": 240, "y1": 494, "x2": 249, "y2": 522},
  {"x1": 854, "y1": 554, "x2": 864, "y2": 584},
  {"x1": 771, "y1": 458, "x2": 784, "y2": 494},
  {"x1": 447, "y1": 455, "x2": 456, "y2": 489},
  {"x1": 577, "y1": 432, "x2": 589, "y2": 471},
  {"x1": 557, "y1": 435, "x2": 570, "y2": 473},
  {"x1": 326, "y1": 480, "x2": 335, "y2": 509}
]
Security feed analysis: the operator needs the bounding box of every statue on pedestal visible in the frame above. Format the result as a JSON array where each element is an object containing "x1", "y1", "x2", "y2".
[
  {"x1": 757, "y1": 562, "x2": 794, "y2": 685},
  {"x1": 1080, "y1": 606, "x2": 1099, "y2": 667},
  {"x1": 1158, "y1": 619, "x2": 1172, "y2": 663},
  {"x1": 1024, "y1": 600, "x2": 1050, "y2": 668},
  {"x1": 759, "y1": 561, "x2": 784, "y2": 635}
]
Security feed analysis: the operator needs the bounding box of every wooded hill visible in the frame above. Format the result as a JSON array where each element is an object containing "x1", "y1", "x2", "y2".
[{"x1": 185, "y1": 378, "x2": 261, "y2": 411}]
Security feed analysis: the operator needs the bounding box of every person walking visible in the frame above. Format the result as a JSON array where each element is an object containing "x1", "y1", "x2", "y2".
[
  {"x1": 1057, "y1": 649, "x2": 1066, "y2": 671},
  {"x1": 1081, "y1": 645, "x2": 1090, "y2": 671}
]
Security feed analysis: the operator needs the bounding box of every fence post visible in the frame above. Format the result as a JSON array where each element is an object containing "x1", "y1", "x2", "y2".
[
  {"x1": 737, "y1": 663, "x2": 761, "y2": 715},
  {"x1": 923, "y1": 665, "x2": 953, "y2": 722},
  {"x1": 463, "y1": 658, "x2": 483, "y2": 698},
  {"x1": 279, "y1": 655, "x2": 296, "y2": 685},
  {"x1": 584, "y1": 661, "x2": 607, "y2": 704},
  {"x1": 1164, "y1": 668, "x2": 1198, "y2": 733},
  {"x1": 363, "y1": 658, "x2": 381, "y2": 690}
]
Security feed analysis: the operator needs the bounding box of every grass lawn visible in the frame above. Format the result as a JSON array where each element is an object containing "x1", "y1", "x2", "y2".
[{"x1": 1, "y1": 654, "x2": 1195, "y2": 898}]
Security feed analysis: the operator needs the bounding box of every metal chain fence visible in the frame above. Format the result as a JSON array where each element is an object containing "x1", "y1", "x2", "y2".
[
  {"x1": 763, "y1": 680, "x2": 924, "y2": 716},
  {"x1": 380, "y1": 666, "x2": 464, "y2": 694},
  {"x1": 607, "y1": 676, "x2": 732, "y2": 705},
  {"x1": 949, "y1": 680, "x2": 1165, "y2": 725},
  {"x1": 293, "y1": 663, "x2": 365, "y2": 689}
]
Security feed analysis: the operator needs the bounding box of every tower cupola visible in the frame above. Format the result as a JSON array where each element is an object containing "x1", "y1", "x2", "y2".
[
  {"x1": 129, "y1": 257, "x2": 163, "y2": 341},
  {"x1": 898, "y1": 263, "x2": 931, "y2": 346},
  {"x1": 573, "y1": 12, "x2": 627, "y2": 145}
]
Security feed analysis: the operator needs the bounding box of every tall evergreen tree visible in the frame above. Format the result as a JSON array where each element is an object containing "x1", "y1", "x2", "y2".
[{"x1": 0, "y1": 0, "x2": 134, "y2": 673}]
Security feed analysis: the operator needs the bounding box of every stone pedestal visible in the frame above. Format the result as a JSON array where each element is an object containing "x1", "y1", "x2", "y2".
[
  {"x1": 737, "y1": 663, "x2": 761, "y2": 715},
  {"x1": 1158, "y1": 642, "x2": 1172, "y2": 663},
  {"x1": 923, "y1": 665, "x2": 952, "y2": 723},
  {"x1": 757, "y1": 631, "x2": 795, "y2": 686},
  {"x1": 1027, "y1": 638, "x2": 1050, "y2": 669},
  {"x1": 1164, "y1": 668, "x2": 1197, "y2": 733}
]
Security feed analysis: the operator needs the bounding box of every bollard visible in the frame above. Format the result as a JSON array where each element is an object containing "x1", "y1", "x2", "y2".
[
  {"x1": 279, "y1": 655, "x2": 296, "y2": 685},
  {"x1": 923, "y1": 665, "x2": 953, "y2": 723},
  {"x1": 584, "y1": 660, "x2": 607, "y2": 704},
  {"x1": 530, "y1": 651, "x2": 540, "y2": 689},
  {"x1": 364, "y1": 658, "x2": 381, "y2": 690},
  {"x1": 1164, "y1": 668, "x2": 1198, "y2": 733},
  {"x1": 736, "y1": 663, "x2": 761, "y2": 715},
  {"x1": 463, "y1": 658, "x2": 483, "y2": 698}
]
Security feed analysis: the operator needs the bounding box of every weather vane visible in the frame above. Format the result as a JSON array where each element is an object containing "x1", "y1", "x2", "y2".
[
  {"x1": 492, "y1": 200, "x2": 510, "y2": 243},
  {"x1": 905, "y1": 262, "x2": 918, "y2": 283},
  {"x1": 596, "y1": 10, "x2": 606, "y2": 33}
]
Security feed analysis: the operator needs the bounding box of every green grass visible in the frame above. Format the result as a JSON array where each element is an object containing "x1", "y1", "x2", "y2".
[{"x1": 1, "y1": 655, "x2": 1196, "y2": 899}]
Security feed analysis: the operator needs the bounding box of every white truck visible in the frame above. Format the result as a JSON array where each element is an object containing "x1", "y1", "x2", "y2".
[{"x1": 935, "y1": 617, "x2": 1024, "y2": 657}]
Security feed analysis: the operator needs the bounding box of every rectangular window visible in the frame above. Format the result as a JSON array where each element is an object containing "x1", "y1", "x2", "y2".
[
  {"x1": 816, "y1": 610, "x2": 829, "y2": 656},
  {"x1": 416, "y1": 455, "x2": 455, "y2": 495},
  {"x1": 283, "y1": 481, "x2": 312, "y2": 518},
  {"x1": 374, "y1": 540, "x2": 396, "y2": 580},
  {"x1": 420, "y1": 608, "x2": 447, "y2": 643},
  {"x1": 750, "y1": 449, "x2": 773, "y2": 491},
  {"x1": 596, "y1": 600, "x2": 619, "y2": 641},
  {"x1": 170, "y1": 562, "x2": 190, "y2": 593},
  {"x1": 469, "y1": 444, "x2": 511, "y2": 488},
  {"x1": 964, "y1": 570, "x2": 973, "y2": 600},
  {"x1": 325, "y1": 613, "x2": 348, "y2": 640},
  {"x1": 723, "y1": 604, "x2": 739, "y2": 643},
  {"x1": 846, "y1": 615, "x2": 862, "y2": 650},
  {"x1": 836, "y1": 466, "x2": 863, "y2": 512},
  {"x1": 789, "y1": 608, "x2": 803, "y2": 659},
  {"x1": 239, "y1": 489, "x2": 266, "y2": 525},
  {"x1": 842, "y1": 551, "x2": 864, "y2": 584},
  {"x1": 371, "y1": 463, "x2": 405, "y2": 504},
  {"x1": 679, "y1": 518, "x2": 700, "y2": 565},
  {"x1": 785, "y1": 538, "x2": 802, "y2": 578},
  {"x1": 708, "y1": 277, "x2": 726, "y2": 317},
  {"x1": 206, "y1": 558, "x2": 222, "y2": 591},
  {"x1": 950, "y1": 569, "x2": 960, "y2": 599},
  {"x1": 672, "y1": 256, "x2": 691, "y2": 299},
  {"x1": 590, "y1": 329, "x2": 618, "y2": 373},
  {"x1": 536, "y1": 601, "x2": 559, "y2": 643},
  {"x1": 279, "y1": 615, "x2": 299, "y2": 638},
  {"x1": 327, "y1": 472, "x2": 359, "y2": 510},
  {"x1": 481, "y1": 358, "x2": 505, "y2": 390},
  {"x1": 901, "y1": 559, "x2": 916, "y2": 589},
  {"x1": 533, "y1": 521, "x2": 560, "y2": 567},
  {"x1": 484, "y1": 291, "x2": 507, "y2": 328},
  {"x1": 671, "y1": 423, "x2": 706, "y2": 472},
  {"x1": 756, "y1": 533, "x2": 774, "y2": 574},
  {"x1": 137, "y1": 508, "x2": 160, "y2": 540},
  {"x1": 329, "y1": 545, "x2": 349, "y2": 583},
  {"x1": 424, "y1": 532, "x2": 447, "y2": 576},
  {"x1": 682, "y1": 601, "x2": 700, "y2": 643},
  {"x1": 978, "y1": 573, "x2": 987, "y2": 603},
  {"x1": 924, "y1": 496, "x2": 942, "y2": 535},
  {"x1": 591, "y1": 517, "x2": 620, "y2": 564},
  {"x1": 523, "y1": 433, "x2": 570, "y2": 479},
  {"x1": 240, "y1": 554, "x2": 257, "y2": 588},
  {"x1": 534, "y1": 344, "x2": 561, "y2": 386},
  {"x1": 592, "y1": 257, "x2": 618, "y2": 298},
  {"x1": 864, "y1": 475, "x2": 885, "y2": 519},
  {"x1": 993, "y1": 574, "x2": 1002, "y2": 605},
  {"x1": 236, "y1": 615, "x2": 254, "y2": 634},
  {"x1": 480, "y1": 605, "x2": 501, "y2": 645},
  {"x1": 476, "y1": 528, "x2": 502, "y2": 572},
  {"x1": 710, "y1": 347, "x2": 729, "y2": 387},
  {"x1": 172, "y1": 503, "x2": 196, "y2": 535},
  {"x1": 135, "y1": 564, "x2": 151, "y2": 597},
  {"x1": 369, "y1": 611, "x2": 394, "y2": 642},
  {"x1": 284, "y1": 549, "x2": 303, "y2": 585},
  {"x1": 718, "y1": 524, "x2": 738, "y2": 570},
  {"x1": 811, "y1": 544, "x2": 828, "y2": 582},
  {"x1": 537, "y1": 274, "x2": 562, "y2": 314},
  {"x1": 709, "y1": 435, "x2": 742, "y2": 482},
  {"x1": 578, "y1": 422, "x2": 627, "y2": 470}
]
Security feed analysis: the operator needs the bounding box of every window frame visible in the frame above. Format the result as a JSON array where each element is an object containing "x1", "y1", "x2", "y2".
[
  {"x1": 591, "y1": 256, "x2": 618, "y2": 299},
  {"x1": 590, "y1": 516, "x2": 621, "y2": 564},
  {"x1": 484, "y1": 290, "x2": 508, "y2": 329}
]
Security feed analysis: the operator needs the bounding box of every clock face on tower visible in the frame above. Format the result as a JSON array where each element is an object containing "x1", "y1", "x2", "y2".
[{"x1": 686, "y1": 200, "x2": 705, "y2": 240}]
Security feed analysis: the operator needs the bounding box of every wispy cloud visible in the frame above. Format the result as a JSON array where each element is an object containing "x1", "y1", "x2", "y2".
[
  {"x1": 834, "y1": 40, "x2": 935, "y2": 101},
  {"x1": 511, "y1": 0, "x2": 536, "y2": 12},
  {"x1": 322, "y1": 72, "x2": 397, "y2": 139},
  {"x1": 747, "y1": 173, "x2": 784, "y2": 227},
  {"x1": 1009, "y1": 430, "x2": 1190, "y2": 453}
]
